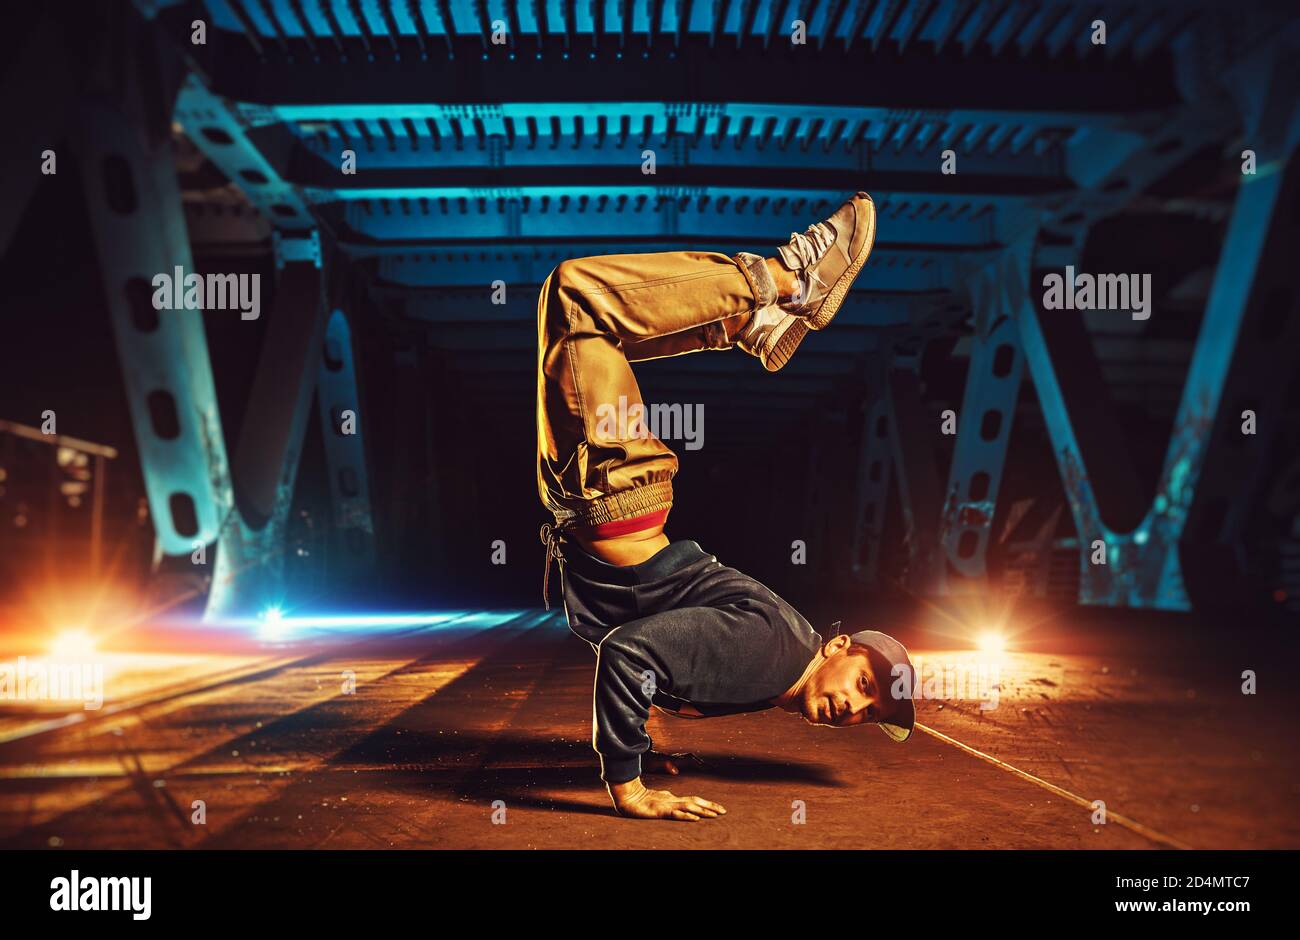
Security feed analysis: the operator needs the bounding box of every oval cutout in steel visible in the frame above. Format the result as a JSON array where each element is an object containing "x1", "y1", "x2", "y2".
[
  {"x1": 147, "y1": 389, "x2": 180, "y2": 439},
  {"x1": 169, "y1": 492, "x2": 199, "y2": 537}
]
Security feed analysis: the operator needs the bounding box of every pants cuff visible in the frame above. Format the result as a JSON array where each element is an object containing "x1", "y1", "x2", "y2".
[
  {"x1": 735, "y1": 252, "x2": 778, "y2": 308},
  {"x1": 553, "y1": 480, "x2": 674, "y2": 529},
  {"x1": 601, "y1": 754, "x2": 642, "y2": 785}
]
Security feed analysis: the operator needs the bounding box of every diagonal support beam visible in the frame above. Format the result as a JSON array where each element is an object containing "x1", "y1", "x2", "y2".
[
  {"x1": 75, "y1": 66, "x2": 232, "y2": 563},
  {"x1": 208, "y1": 257, "x2": 327, "y2": 619},
  {"x1": 941, "y1": 240, "x2": 1030, "y2": 585},
  {"x1": 1019, "y1": 137, "x2": 1298, "y2": 609},
  {"x1": 317, "y1": 309, "x2": 377, "y2": 573},
  {"x1": 73, "y1": 14, "x2": 337, "y2": 619},
  {"x1": 1180, "y1": 148, "x2": 1300, "y2": 610}
]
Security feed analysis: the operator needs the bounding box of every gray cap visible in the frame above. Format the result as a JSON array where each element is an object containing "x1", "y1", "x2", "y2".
[{"x1": 849, "y1": 628, "x2": 916, "y2": 742}]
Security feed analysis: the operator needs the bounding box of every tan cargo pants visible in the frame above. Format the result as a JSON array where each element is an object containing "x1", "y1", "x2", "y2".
[{"x1": 536, "y1": 250, "x2": 774, "y2": 534}]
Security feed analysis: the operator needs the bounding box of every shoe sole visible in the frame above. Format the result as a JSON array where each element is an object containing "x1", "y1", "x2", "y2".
[
  {"x1": 762, "y1": 317, "x2": 808, "y2": 373},
  {"x1": 807, "y1": 195, "x2": 877, "y2": 331}
]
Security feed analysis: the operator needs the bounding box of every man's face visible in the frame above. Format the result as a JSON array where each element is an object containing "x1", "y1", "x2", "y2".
[{"x1": 798, "y1": 637, "x2": 888, "y2": 727}]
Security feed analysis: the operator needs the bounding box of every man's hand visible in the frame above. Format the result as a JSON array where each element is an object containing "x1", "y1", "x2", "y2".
[{"x1": 608, "y1": 777, "x2": 727, "y2": 821}]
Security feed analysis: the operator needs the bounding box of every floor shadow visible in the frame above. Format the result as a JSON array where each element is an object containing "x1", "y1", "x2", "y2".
[{"x1": 322, "y1": 729, "x2": 841, "y2": 821}]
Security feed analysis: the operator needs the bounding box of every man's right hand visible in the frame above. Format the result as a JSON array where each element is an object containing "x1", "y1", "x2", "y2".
[{"x1": 608, "y1": 777, "x2": 727, "y2": 821}]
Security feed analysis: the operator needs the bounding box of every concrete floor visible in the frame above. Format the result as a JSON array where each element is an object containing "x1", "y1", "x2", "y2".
[{"x1": 0, "y1": 609, "x2": 1295, "y2": 849}]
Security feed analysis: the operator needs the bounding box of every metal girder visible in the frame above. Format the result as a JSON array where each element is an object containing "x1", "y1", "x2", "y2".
[
  {"x1": 317, "y1": 309, "x2": 377, "y2": 571},
  {"x1": 208, "y1": 260, "x2": 328, "y2": 618},
  {"x1": 325, "y1": 190, "x2": 1009, "y2": 248},
  {"x1": 230, "y1": 264, "x2": 324, "y2": 525},
  {"x1": 1019, "y1": 148, "x2": 1297, "y2": 609},
  {"x1": 173, "y1": 74, "x2": 313, "y2": 233},
  {"x1": 1178, "y1": 58, "x2": 1300, "y2": 611},
  {"x1": 74, "y1": 76, "x2": 233, "y2": 564},
  {"x1": 182, "y1": 0, "x2": 1202, "y2": 61},
  {"x1": 71, "y1": 11, "x2": 338, "y2": 619},
  {"x1": 368, "y1": 244, "x2": 959, "y2": 291},
  {"x1": 940, "y1": 240, "x2": 1029, "y2": 585},
  {"x1": 263, "y1": 100, "x2": 1093, "y2": 182},
  {"x1": 392, "y1": 286, "x2": 917, "y2": 328},
  {"x1": 194, "y1": 24, "x2": 1182, "y2": 112},
  {"x1": 287, "y1": 138, "x2": 1065, "y2": 188},
  {"x1": 1015, "y1": 32, "x2": 1300, "y2": 611},
  {"x1": 290, "y1": 160, "x2": 1067, "y2": 198},
  {"x1": 1018, "y1": 290, "x2": 1170, "y2": 607},
  {"x1": 1045, "y1": 14, "x2": 1265, "y2": 226},
  {"x1": 886, "y1": 363, "x2": 945, "y2": 593},
  {"x1": 850, "y1": 393, "x2": 894, "y2": 585}
]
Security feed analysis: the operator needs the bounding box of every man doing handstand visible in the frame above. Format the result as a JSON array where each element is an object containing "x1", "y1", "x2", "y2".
[{"x1": 537, "y1": 192, "x2": 917, "y2": 821}]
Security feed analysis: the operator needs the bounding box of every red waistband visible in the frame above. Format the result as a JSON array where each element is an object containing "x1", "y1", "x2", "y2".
[{"x1": 578, "y1": 508, "x2": 670, "y2": 539}]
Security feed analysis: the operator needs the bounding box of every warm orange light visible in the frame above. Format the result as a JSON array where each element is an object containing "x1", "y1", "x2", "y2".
[
  {"x1": 976, "y1": 631, "x2": 1006, "y2": 654},
  {"x1": 50, "y1": 628, "x2": 97, "y2": 658}
]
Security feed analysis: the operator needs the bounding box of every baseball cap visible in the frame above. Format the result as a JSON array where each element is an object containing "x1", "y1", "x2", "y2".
[{"x1": 848, "y1": 627, "x2": 917, "y2": 742}]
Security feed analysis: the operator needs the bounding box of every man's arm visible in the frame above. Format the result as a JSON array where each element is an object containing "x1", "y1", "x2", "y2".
[
  {"x1": 592, "y1": 601, "x2": 804, "y2": 820},
  {"x1": 595, "y1": 613, "x2": 738, "y2": 819}
]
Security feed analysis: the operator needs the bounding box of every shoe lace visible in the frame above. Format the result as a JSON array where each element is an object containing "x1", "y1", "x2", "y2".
[
  {"x1": 782, "y1": 223, "x2": 836, "y2": 308},
  {"x1": 783, "y1": 221, "x2": 836, "y2": 270}
]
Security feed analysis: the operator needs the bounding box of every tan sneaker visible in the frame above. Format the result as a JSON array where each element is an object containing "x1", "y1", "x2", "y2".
[
  {"x1": 735, "y1": 303, "x2": 809, "y2": 373},
  {"x1": 777, "y1": 192, "x2": 877, "y2": 330}
]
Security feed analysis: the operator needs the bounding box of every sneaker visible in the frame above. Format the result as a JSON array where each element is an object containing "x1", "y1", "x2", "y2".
[
  {"x1": 735, "y1": 303, "x2": 809, "y2": 373},
  {"x1": 777, "y1": 192, "x2": 877, "y2": 330}
]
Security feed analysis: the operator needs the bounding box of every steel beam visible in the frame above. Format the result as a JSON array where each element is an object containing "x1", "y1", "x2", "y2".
[
  {"x1": 1019, "y1": 153, "x2": 1298, "y2": 609},
  {"x1": 208, "y1": 258, "x2": 327, "y2": 618},
  {"x1": 324, "y1": 191, "x2": 1007, "y2": 249},
  {"x1": 197, "y1": 30, "x2": 1183, "y2": 112},
  {"x1": 265, "y1": 100, "x2": 1086, "y2": 181},
  {"x1": 74, "y1": 51, "x2": 233, "y2": 566},
  {"x1": 1017, "y1": 35, "x2": 1300, "y2": 610},
  {"x1": 72, "y1": 14, "x2": 339, "y2": 619},
  {"x1": 886, "y1": 363, "x2": 944, "y2": 594},
  {"x1": 941, "y1": 240, "x2": 1029, "y2": 586},
  {"x1": 317, "y1": 309, "x2": 377, "y2": 573},
  {"x1": 367, "y1": 243, "x2": 960, "y2": 291},
  {"x1": 1180, "y1": 129, "x2": 1300, "y2": 609},
  {"x1": 173, "y1": 75, "x2": 313, "y2": 233}
]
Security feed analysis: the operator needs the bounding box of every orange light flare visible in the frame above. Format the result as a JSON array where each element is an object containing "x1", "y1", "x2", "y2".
[
  {"x1": 0, "y1": 580, "x2": 237, "y2": 709},
  {"x1": 0, "y1": 576, "x2": 160, "y2": 680},
  {"x1": 49, "y1": 627, "x2": 98, "y2": 659},
  {"x1": 899, "y1": 587, "x2": 1070, "y2": 665}
]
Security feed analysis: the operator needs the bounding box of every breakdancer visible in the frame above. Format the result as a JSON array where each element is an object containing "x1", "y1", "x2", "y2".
[{"x1": 537, "y1": 192, "x2": 916, "y2": 821}]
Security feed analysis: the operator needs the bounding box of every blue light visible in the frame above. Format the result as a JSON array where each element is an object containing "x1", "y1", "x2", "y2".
[
  {"x1": 259, "y1": 605, "x2": 287, "y2": 640},
  {"x1": 214, "y1": 609, "x2": 531, "y2": 637}
]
